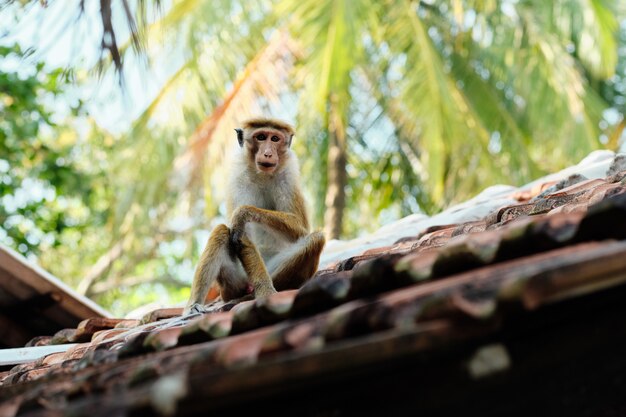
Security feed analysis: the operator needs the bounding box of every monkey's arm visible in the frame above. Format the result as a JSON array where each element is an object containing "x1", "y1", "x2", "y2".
[{"x1": 231, "y1": 205, "x2": 309, "y2": 241}]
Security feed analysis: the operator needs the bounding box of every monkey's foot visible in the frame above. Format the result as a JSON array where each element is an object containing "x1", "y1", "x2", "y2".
[
  {"x1": 254, "y1": 284, "x2": 277, "y2": 299},
  {"x1": 183, "y1": 303, "x2": 207, "y2": 316}
]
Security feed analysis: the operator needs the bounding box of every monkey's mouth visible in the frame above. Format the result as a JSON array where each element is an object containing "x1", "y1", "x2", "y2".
[{"x1": 257, "y1": 162, "x2": 277, "y2": 169}]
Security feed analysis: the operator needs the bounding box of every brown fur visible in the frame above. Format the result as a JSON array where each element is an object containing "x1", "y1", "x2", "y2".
[
  {"x1": 188, "y1": 224, "x2": 230, "y2": 306},
  {"x1": 243, "y1": 118, "x2": 295, "y2": 136},
  {"x1": 272, "y1": 231, "x2": 325, "y2": 289},
  {"x1": 184, "y1": 119, "x2": 325, "y2": 315},
  {"x1": 231, "y1": 205, "x2": 309, "y2": 241}
]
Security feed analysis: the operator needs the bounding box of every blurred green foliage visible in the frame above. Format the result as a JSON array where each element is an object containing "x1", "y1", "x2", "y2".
[
  {"x1": 111, "y1": 0, "x2": 624, "y2": 238},
  {"x1": 1, "y1": 1, "x2": 625, "y2": 316},
  {"x1": 0, "y1": 44, "x2": 189, "y2": 316},
  {"x1": 0, "y1": 44, "x2": 99, "y2": 255}
]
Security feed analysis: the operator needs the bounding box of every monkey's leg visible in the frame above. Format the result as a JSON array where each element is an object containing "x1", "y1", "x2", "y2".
[
  {"x1": 237, "y1": 235, "x2": 277, "y2": 298},
  {"x1": 268, "y1": 231, "x2": 326, "y2": 290},
  {"x1": 184, "y1": 224, "x2": 247, "y2": 315}
]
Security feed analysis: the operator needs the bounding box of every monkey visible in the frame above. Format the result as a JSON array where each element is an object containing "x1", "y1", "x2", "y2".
[{"x1": 184, "y1": 118, "x2": 326, "y2": 315}]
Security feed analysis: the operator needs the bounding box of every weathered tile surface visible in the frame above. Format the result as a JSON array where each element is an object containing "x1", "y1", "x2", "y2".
[{"x1": 4, "y1": 160, "x2": 626, "y2": 416}]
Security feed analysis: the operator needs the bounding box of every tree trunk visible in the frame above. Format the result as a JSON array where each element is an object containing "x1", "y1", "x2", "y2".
[{"x1": 324, "y1": 128, "x2": 347, "y2": 240}]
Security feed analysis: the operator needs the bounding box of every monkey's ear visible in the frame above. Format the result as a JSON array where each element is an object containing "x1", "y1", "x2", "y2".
[
  {"x1": 287, "y1": 134, "x2": 294, "y2": 148},
  {"x1": 235, "y1": 128, "x2": 244, "y2": 147}
]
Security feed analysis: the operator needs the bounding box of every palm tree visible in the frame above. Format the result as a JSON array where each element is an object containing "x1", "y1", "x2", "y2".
[
  {"x1": 115, "y1": 0, "x2": 620, "y2": 236},
  {"x1": 8, "y1": 0, "x2": 623, "y2": 305}
]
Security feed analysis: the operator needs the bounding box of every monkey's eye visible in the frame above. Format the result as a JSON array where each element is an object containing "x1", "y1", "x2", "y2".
[
  {"x1": 256, "y1": 134, "x2": 267, "y2": 141},
  {"x1": 271, "y1": 135, "x2": 280, "y2": 142}
]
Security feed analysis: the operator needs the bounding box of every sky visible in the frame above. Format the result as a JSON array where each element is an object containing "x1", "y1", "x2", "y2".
[
  {"x1": 0, "y1": 1, "x2": 173, "y2": 134},
  {"x1": 3, "y1": 2, "x2": 626, "y2": 159}
]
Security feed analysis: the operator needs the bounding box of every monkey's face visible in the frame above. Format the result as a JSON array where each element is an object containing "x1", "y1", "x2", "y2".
[{"x1": 248, "y1": 129, "x2": 289, "y2": 174}]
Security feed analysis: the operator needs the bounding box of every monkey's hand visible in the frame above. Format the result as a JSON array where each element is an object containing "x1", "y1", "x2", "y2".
[
  {"x1": 228, "y1": 229, "x2": 243, "y2": 259},
  {"x1": 231, "y1": 205, "x2": 254, "y2": 229},
  {"x1": 229, "y1": 206, "x2": 253, "y2": 255}
]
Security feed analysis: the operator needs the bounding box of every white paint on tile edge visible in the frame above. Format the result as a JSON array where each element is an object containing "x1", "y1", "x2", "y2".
[
  {"x1": 0, "y1": 344, "x2": 78, "y2": 366},
  {"x1": 319, "y1": 151, "x2": 619, "y2": 269}
]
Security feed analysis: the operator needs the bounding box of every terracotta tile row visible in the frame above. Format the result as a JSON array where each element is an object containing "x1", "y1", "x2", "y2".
[
  {"x1": 4, "y1": 237, "x2": 626, "y2": 414},
  {"x1": 2, "y1": 167, "x2": 626, "y2": 416},
  {"x1": 7, "y1": 178, "x2": 626, "y2": 363}
]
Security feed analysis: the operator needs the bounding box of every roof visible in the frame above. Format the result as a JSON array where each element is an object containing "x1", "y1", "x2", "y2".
[
  {"x1": 2, "y1": 151, "x2": 626, "y2": 416},
  {"x1": 0, "y1": 244, "x2": 110, "y2": 349}
]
